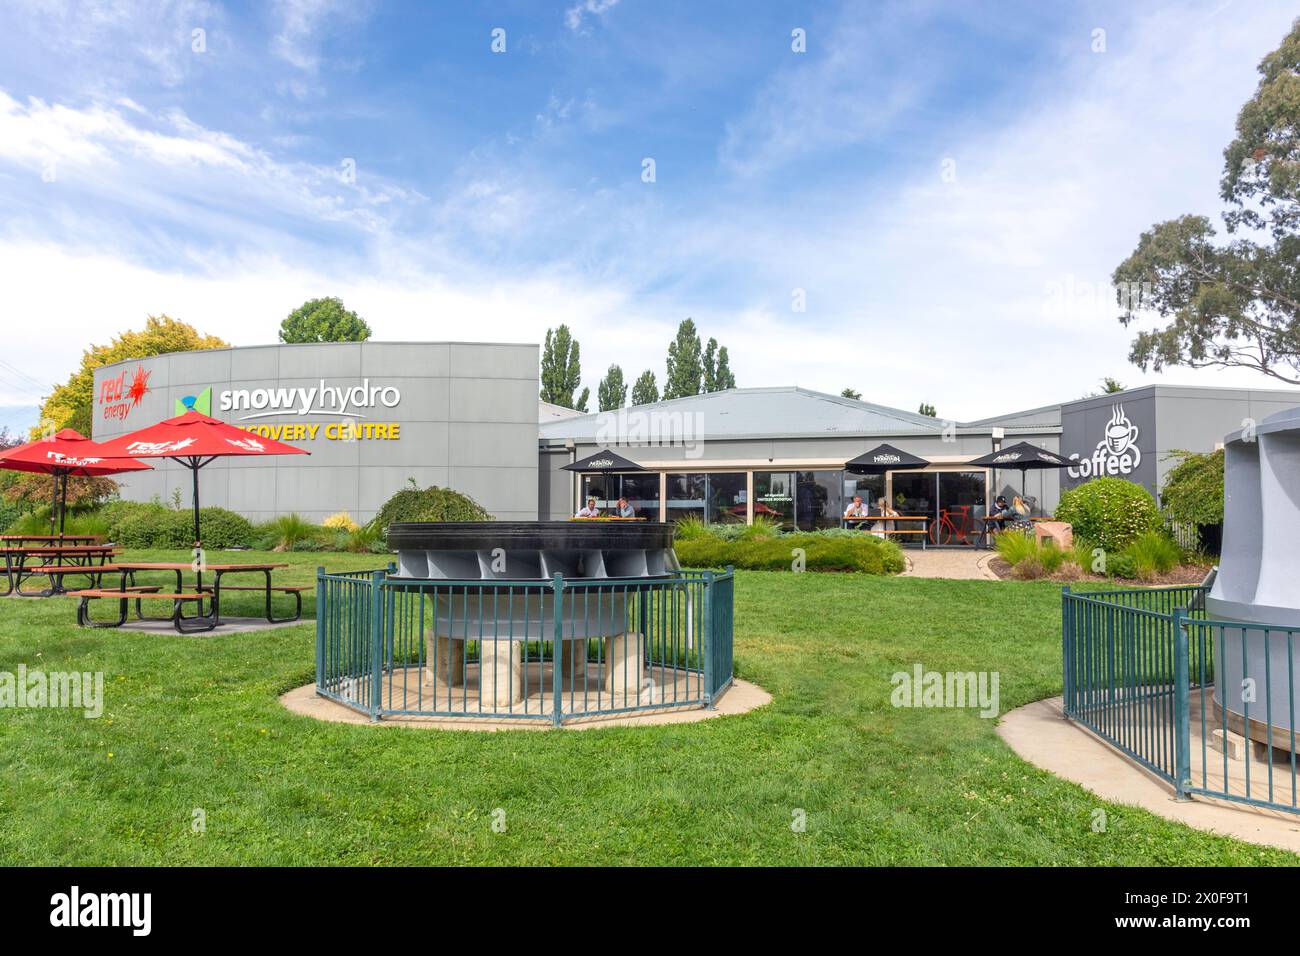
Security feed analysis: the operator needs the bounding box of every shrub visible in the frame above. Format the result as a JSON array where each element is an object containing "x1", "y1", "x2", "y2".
[
  {"x1": 266, "y1": 513, "x2": 317, "y2": 552},
  {"x1": 371, "y1": 480, "x2": 492, "y2": 530},
  {"x1": 672, "y1": 516, "x2": 709, "y2": 541},
  {"x1": 1159, "y1": 449, "x2": 1223, "y2": 527},
  {"x1": 338, "y1": 523, "x2": 387, "y2": 554},
  {"x1": 996, "y1": 532, "x2": 1068, "y2": 579},
  {"x1": 674, "y1": 532, "x2": 903, "y2": 574},
  {"x1": 322, "y1": 511, "x2": 359, "y2": 532},
  {"x1": 1122, "y1": 529, "x2": 1181, "y2": 580},
  {"x1": 1107, "y1": 552, "x2": 1138, "y2": 579},
  {"x1": 101, "y1": 500, "x2": 254, "y2": 549},
  {"x1": 1053, "y1": 477, "x2": 1160, "y2": 552}
]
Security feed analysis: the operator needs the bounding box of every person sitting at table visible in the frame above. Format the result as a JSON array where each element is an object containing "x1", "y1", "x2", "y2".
[
  {"x1": 615, "y1": 497, "x2": 636, "y2": 518},
  {"x1": 843, "y1": 495, "x2": 869, "y2": 519},
  {"x1": 575, "y1": 498, "x2": 601, "y2": 518},
  {"x1": 870, "y1": 497, "x2": 899, "y2": 538},
  {"x1": 987, "y1": 495, "x2": 1015, "y2": 533}
]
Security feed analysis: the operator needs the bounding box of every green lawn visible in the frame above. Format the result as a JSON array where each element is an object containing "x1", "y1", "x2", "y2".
[{"x1": 0, "y1": 550, "x2": 1292, "y2": 865}]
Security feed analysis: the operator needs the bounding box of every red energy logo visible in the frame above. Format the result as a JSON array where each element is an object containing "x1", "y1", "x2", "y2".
[{"x1": 99, "y1": 365, "x2": 151, "y2": 421}]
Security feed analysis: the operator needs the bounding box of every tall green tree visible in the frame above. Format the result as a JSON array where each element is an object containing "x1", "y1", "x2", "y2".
[
  {"x1": 279, "y1": 296, "x2": 371, "y2": 343},
  {"x1": 918, "y1": 402, "x2": 937, "y2": 418},
  {"x1": 631, "y1": 370, "x2": 659, "y2": 405},
  {"x1": 575, "y1": 387, "x2": 590, "y2": 413},
  {"x1": 1113, "y1": 19, "x2": 1300, "y2": 383},
  {"x1": 597, "y1": 365, "x2": 627, "y2": 411},
  {"x1": 1101, "y1": 377, "x2": 1125, "y2": 394},
  {"x1": 664, "y1": 319, "x2": 704, "y2": 399},
  {"x1": 539, "y1": 325, "x2": 584, "y2": 408},
  {"x1": 714, "y1": 345, "x2": 736, "y2": 390},
  {"x1": 841, "y1": 388, "x2": 862, "y2": 400}
]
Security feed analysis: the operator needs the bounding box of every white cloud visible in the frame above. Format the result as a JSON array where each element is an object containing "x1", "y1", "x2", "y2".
[
  {"x1": 272, "y1": 0, "x2": 370, "y2": 75},
  {"x1": 565, "y1": 0, "x2": 620, "y2": 33}
]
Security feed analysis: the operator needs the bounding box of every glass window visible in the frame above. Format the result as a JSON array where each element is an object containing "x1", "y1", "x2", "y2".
[
  {"x1": 844, "y1": 474, "x2": 885, "y2": 514},
  {"x1": 620, "y1": 473, "x2": 660, "y2": 519},
  {"x1": 705, "y1": 473, "x2": 747, "y2": 525},
  {"x1": 665, "y1": 473, "x2": 706, "y2": 524},
  {"x1": 796, "y1": 471, "x2": 841, "y2": 530},
  {"x1": 754, "y1": 471, "x2": 795, "y2": 530},
  {"x1": 582, "y1": 472, "x2": 660, "y2": 516},
  {"x1": 891, "y1": 471, "x2": 933, "y2": 520}
]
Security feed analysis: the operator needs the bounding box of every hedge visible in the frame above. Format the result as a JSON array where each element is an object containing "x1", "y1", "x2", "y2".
[
  {"x1": 675, "y1": 532, "x2": 904, "y2": 574},
  {"x1": 100, "y1": 500, "x2": 255, "y2": 549}
]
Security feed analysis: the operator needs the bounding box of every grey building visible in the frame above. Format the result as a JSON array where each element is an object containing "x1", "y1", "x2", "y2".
[
  {"x1": 91, "y1": 341, "x2": 539, "y2": 523},
  {"x1": 90, "y1": 341, "x2": 1300, "y2": 534},
  {"x1": 540, "y1": 383, "x2": 1300, "y2": 531}
]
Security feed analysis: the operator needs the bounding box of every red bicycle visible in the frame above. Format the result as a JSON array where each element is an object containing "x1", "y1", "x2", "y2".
[{"x1": 928, "y1": 505, "x2": 977, "y2": 546}]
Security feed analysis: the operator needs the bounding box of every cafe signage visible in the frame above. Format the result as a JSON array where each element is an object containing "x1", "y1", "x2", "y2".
[{"x1": 1067, "y1": 404, "x2": 1141, "y2": 479}]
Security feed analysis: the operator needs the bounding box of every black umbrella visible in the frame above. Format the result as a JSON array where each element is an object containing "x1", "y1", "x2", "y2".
[
  {"x1": 844, "y1": 443, "x2": 930, "y2": 475},
  {"x1": 966, "y1": 441, "x2": 1071, "y2": 499},
  {"x1": 562, "y1": 448, "x2": 648, "y2": 511}
]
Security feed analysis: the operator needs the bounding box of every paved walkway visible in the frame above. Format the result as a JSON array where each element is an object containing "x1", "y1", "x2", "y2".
[
  {"x1": 900, "y1": 548, "x2": 999, "y2": 580},
  {"x1": 999, "y1": 696, "x2": 1300, "y2": 853}
]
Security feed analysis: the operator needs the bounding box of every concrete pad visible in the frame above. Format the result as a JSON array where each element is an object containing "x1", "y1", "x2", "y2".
[
  {"x1": 900, "y1": 549, "x2": 999, "y2": 581},
  {"x1": 998, "y1": 695, "x2": 1300, "y2": 853},
  {"x1": 279, "y1": 676, "x2": 772, "y2": 731},
  {"x1": 108, "y1": 616, "x2": 303, "y2": 635}
]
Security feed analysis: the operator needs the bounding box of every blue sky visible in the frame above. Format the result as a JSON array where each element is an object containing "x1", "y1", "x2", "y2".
[{"x1": 0, "y1": 0, "x2": 1298, "y2": 434}]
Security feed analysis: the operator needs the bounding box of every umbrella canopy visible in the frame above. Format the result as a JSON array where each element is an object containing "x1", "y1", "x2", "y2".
[
  {"x1": 561, "y1": 448, "x2": 647, "y2": 511},
  {"x1": 966, "y1": 441, "x2": 1071, "y2": 498},
  {"x1": 561, "y1": 448, "x2": 647, "y2": 474},
  {"x1": 0, "y1": 429, "x2": 153, "y2": 535},
  {"x1": 94, "y1": 411, "x2": 308, "y2": 549},
  {"x1": 844, "y1": 443, "x2": 930, "y2": 475}
]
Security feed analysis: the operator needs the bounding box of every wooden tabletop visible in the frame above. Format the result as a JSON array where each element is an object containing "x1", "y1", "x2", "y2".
[
  {"x1": 843, "y1": 514, "x2": 928, "y2": 521},
  {"x1": 1, "y1": 535, "x2": 101, "y2": 542},
  {"x1": 569, "y1": 517, "x2": 645, "y2": 521},
  {"x1": 111, "y1": 562, "x2": 290, "y2": 572},
  {"x1": 2, "y1": 544, "x2": 117, "y2": 554}
]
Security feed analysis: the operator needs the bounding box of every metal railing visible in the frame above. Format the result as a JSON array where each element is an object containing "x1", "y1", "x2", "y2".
[
  {"x1": 1063, "y1": 584, "x2": 1300, "y2": 814},
  {"x1": 316, "y1": 565, "x2": 735, "y2": 726}
]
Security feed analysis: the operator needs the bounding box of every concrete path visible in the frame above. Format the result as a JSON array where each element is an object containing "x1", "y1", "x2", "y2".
[
  {"x1": 999, "y1": 696, "x2": 1300, "y2": 853},
  {"x1": 281, "y1": 677, "x2": 772, "y2": 732},
  {"x1": 900, "y1": 548, "x2": 999, "y2": 580}
]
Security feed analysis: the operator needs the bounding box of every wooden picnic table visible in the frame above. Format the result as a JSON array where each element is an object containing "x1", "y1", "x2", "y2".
[
  {"x1": 569, "y1": 516, "x2": 646, "y2": 521},
  {"x1": 842, "y1": 514, "x2": 931, "y2": 547},
  {"x1": 68, "y1": 561, "x2": 304, "y2": 633},
  {"x1": 2, "y1": 543, "x2": 120, "y2": 596},
  {"x1": 1, "y1": 534, "x2": 102, "y2": 546}
]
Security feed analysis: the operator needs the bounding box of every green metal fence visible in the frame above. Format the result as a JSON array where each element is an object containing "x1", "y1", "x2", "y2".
[
  {"x1": 1063, "y1": 585, "x2": 1300, "y2": 814},
  {"x1": 316, "y1": 565, "x2": 735, "y2": 725}
]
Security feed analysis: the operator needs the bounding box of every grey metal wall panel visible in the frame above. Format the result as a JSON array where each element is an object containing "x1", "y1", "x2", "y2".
[{"x1": 92, "y1": 342, "x2": 539, "y2": 524}]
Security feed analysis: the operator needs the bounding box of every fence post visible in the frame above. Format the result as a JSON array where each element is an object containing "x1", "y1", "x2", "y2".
[
  {"x1": 551, "y1": 573, "x2": 564, "y2": 727},
  {"x1": 315, "y1": 567, "x2": 326, "y2": 694},
  {"x1": 1061, "y1": 587, "x2": 1073, "y2": 718},
  {"x1": 1173, "y1": 607, "x2": 1192, "y2": 800},
  {"x1": 369, "y1": 569, "x2": 385, "y2": 722},
  {"x1": 703, "y1": 570, "x2": 715, "y2": 708}
]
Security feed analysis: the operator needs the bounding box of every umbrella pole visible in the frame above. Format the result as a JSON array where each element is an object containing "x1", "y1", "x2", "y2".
[
  {"x1": 59, "y1": 473, "x2": 69, "y2": 536},
  {"x1": 49, "y1": 473, "x2": 58, "y2": 537}
]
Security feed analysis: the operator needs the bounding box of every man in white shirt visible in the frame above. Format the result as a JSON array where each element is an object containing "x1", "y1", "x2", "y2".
[
  {"x1": 844, "y1": 495, "x2": 869, "y2": 519},
  {"x1": 575, "y1": 498, "x2": 601, "y2": 518}
]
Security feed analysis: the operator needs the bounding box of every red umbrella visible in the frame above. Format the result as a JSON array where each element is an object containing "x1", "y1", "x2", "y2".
[
  {"x1": 0, "y1": 429, "x2": 153, "y2": 537},
  {"x1": 94, "y1": 411, "x2": 309, "y2": 551}
]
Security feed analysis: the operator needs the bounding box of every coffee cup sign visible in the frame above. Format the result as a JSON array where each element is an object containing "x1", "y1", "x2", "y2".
[{"x1": 1068, "y1": 404, "x2": 1141, "y2": 479}]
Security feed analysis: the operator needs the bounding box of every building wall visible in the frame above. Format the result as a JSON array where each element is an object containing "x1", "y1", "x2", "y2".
[
  {"x1": 1061, "y1": 385, "x2": 1300, "y2": 502},
  {"x1": 91, "y1": 342, "x2": 540, "y2": 523}
]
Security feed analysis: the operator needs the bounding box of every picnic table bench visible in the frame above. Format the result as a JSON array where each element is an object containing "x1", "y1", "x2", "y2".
[
  {"x1": 2, "y1": 543, "x2": 121, "y2": 596},
  {"x1": 842, "y1": 514, "x2": 931, "y2": 547},
  {"x1": 67, "y1": 561, "x2": 306, "y2": 633}
]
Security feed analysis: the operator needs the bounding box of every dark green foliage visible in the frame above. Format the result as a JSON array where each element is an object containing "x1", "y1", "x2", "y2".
[
  {"x1": 371, "y1": 481, "x2": 492, "y2": 531},
  {"x1": 1054, "y1": 478, "x2": 1161, "y2": 552}
]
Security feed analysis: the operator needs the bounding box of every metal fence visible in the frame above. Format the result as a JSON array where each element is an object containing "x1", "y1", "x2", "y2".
[
  {"x1": 1063, "y1": 585, "x2": 1300, "y2": 814},
  {"x1": 316, "y1": 565, "x2": 735, "y2": 725}
]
